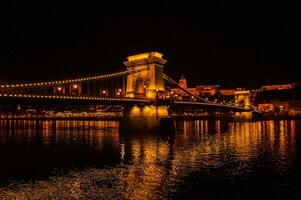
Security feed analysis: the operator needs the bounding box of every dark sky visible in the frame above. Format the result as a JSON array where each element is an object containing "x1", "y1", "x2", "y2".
[{"x1": 0, "y1": 1, "x2": 300, "y2": 88}]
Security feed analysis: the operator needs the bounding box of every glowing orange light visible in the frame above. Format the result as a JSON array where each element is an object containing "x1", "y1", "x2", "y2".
[
  {"x1": 102, "y1": 90, "x2": 106, "y2": 94},
  {"x1": 73, "y1": 84, "x2": 78, "y2": 89},
  {"x1": 57, "y1": 87, "x2": 62, "y2": 91}
]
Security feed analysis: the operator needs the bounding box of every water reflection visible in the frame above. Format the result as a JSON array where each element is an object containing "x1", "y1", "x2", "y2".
[
  {"x1": 0, "y1": 119, "x2": 300, "y2": 199},
  {"x1": 0, "y1": 120, "x2": 121, "y2": 182}
]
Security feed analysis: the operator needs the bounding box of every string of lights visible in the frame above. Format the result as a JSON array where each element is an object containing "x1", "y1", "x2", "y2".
[
  {"x1": 0, "y1": 67, "x2": 147, "y2": 89},
  {"x1": 173, "y1": 101, "x2": 251, "y2": 111},
  {"x1": 0, "y1": 93, "x2": 152, "y2": 103}
]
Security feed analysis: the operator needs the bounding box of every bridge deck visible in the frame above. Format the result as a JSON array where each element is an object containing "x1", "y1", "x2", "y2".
[
  {"x1": 0, "y1": 93, "x2": 152, "y2": 105},
  {"x1": 0, "y1": 94, "x2": 251, "y2": 111},
  {"x1": 171, "y1": 101, "x2": 251, "y2": 112}
]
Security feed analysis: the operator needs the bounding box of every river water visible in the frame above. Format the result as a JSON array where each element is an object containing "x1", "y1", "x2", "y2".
[{"x1": 0, "y1": 119, "x2": 300, "y2": 199}]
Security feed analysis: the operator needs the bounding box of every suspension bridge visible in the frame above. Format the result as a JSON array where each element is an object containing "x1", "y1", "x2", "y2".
[{"x1": 0, "y1": 52, "x2": 255, "y2": 120}]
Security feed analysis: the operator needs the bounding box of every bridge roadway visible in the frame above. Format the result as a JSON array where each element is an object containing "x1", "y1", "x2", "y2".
[
  {"x1": 0, "y1": 93, "x2": 251, "y2": 112},
  {"x1": 0, "y1": 93, "x2": 151, "y2": 105}
]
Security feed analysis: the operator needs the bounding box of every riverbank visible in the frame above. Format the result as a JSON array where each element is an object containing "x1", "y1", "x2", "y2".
[{"x1": 0, "y1": 114, "x2": 300, "y2": 121}]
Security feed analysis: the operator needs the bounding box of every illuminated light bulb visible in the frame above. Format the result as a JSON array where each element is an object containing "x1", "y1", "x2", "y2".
[
  {"x1": 73, "y1": 84, "x2": 78, "y2": 89},
  {"x1": 57, "y1": 87, "x2": 62, "y2": 91}
]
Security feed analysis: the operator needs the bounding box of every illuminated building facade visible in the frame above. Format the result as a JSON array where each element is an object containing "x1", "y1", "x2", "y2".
[
  {"x1": 170, "y1": 76, "x2": 197, "y2": 97},
  {"x1": 179, "y1": 75, "x2": 187, "y2": 88},
  {"x1": 257, "y1": 103, "x2": 274, "y2": 112},
  {"x1": 255, "y1": 83, "x2": 301, "y2": 116},
  {"x1": 170, "y1": 76, "x2": 235, "y2": 97},
  {"x1": 196, "y1": 85, "x2": 220, "y2": 96},
  {"x1": 219, "y1": 89, "x2": 236, "y2": 96},
  {"x1": 261, "y1": 83, "x2": 297, "y2": 91}
]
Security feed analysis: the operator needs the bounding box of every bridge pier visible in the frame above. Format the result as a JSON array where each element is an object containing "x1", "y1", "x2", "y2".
[
  {"x1": 121, "y1": 105, "x2": 172, "y2": 131},
  {"x1": 234, "y1": 112, "x2": 252, "y2": 120}
]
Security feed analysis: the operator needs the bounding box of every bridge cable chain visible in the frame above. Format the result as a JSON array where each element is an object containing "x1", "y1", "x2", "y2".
[
  {"x1": 0, "y1": 67, "x2": 147, "y2": 89},
  {"x1": 163, "y1": 73, "x2": 215, "y2": 103}
]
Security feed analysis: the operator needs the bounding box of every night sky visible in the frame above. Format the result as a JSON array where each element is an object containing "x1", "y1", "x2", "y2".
[{"x1": 0, "y1": 1, "x2": 300, "y2": 88}]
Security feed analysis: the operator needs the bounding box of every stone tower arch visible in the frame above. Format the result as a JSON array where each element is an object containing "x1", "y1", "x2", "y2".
[
  {"x1": 124, "y1": 52, "x2": 167, "y2": 98},
  {"x1": 234, "y1": 90, "x2": 251, "y2": 109}
]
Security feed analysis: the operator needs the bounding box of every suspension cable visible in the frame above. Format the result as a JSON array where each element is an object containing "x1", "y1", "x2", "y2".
[
  {"x1": 0, "y1": 67, "x2": 147, "y2": 89},
  {"x1": 163, "y1": 73, "x2": 240, "y2": 106},
  {"x1": 163, "y1": 73, "x2": 213, "y2": 103}
]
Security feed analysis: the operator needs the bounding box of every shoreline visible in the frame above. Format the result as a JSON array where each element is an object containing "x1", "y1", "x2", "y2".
[{"x1": 0, "y1": 115, "x2": 300, "y2": 121}]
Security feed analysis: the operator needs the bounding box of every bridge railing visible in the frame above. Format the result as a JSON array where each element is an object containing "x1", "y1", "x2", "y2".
[{"x1": 0, "y1": 93, "x2": 154, "y2": 103}]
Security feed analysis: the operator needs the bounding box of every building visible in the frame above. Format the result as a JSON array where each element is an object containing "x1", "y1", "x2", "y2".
[
  {"x1": 261, "y1": 83, "x2": 297, "y2": 91},
  {"x1": 196, "y1": 85, "x2": 220, "y2": 96},
  {"x1": 255, "y1": 84, "x2": 301, "y2": 116},
  {"x1": 178, "y1": 75, "x2": 187, "y2": 89},
  {"x1": 220, "y1": 89, "x2": 236, "y2": 96},
  {"x1": 170, "y1": 76, "x2": 236, "y2": 101},
  {"x1": 170, "y1": 75, "x2": 197, "y2": 97}
]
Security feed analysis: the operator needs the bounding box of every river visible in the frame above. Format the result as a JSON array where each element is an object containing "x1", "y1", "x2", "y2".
[{"x1": 0, "y1": 119, "x2": 300, "y2": 199}]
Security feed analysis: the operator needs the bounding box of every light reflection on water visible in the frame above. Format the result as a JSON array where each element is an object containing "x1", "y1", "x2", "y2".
[{"x1": 0, "y1": 119, "x2": 300, "y2": 199}]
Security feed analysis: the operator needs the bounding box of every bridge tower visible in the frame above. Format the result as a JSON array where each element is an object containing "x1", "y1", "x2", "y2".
[
  {"x1": 234, "y1": 90, "x2": 252, "y2": 120},
  {"x1": 123, "y1": 52, "x2": 167, "y2": 98},
  {"x1": 234, "y1": 90, "x2": 251, "y2": 109}
]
